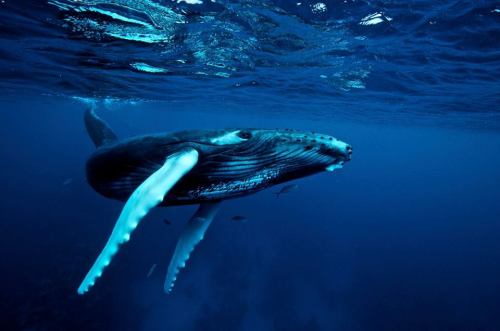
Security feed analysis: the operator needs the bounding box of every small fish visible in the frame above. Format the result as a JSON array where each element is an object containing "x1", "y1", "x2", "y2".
[
  {"x1": 62, "y1": 178, "x2": 73, "y2": 186},
  {"x1": 274, "y1": 184, "x2": 299, "y2": 198},
  {"x1": 147, "y1": 264, "x2": 157, "y2": 278},
  {"x1": 230, "y1": 215, "x2": 248, "y2": 223},
  {"x1": 163, "y1": 218, "x2": 172, "y2": 226}
]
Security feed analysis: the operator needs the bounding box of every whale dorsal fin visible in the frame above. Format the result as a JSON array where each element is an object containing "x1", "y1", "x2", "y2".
[
  {"x1": 77, "y1": 148, "x2": 199, "y2": 295},
  {"x1": 84, "y1": 108, "x2": 118, "y2": 147},
  {"x1": 164, "y1": 201, "x2": 221, "y2": 293}
]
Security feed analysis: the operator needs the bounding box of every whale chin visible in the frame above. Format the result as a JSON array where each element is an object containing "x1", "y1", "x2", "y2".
[{"x1": 325, "y1": 162, "x2": 344, "y2": 172}]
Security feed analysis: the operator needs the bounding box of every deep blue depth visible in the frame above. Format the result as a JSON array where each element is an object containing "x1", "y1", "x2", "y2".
[{"x1": 1, "y1": 1, "x2": 500, "y2": 330}]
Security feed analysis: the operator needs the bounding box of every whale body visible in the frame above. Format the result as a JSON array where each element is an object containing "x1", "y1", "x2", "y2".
[{"x1": 78, "y1": 109, "x2": 352, "y2": 294}]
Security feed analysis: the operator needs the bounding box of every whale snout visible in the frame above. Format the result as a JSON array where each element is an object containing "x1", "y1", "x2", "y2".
[
  {"x1": 321, "y1": 136, "x2": 352, "y2": 162},
  {"x1": 344, "y1": 144, "x2": 353, "y2": 160}
]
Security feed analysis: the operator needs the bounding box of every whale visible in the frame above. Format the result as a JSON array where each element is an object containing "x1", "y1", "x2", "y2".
[{"x1": 78, "y1": 109, "x2": 352, "y2": 295}]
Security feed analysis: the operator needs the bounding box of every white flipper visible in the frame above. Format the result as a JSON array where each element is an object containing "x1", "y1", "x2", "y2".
[
  {"x1": 164, "y1": 201, "x2": 221, "y2": 293},
  {"x1": 77, "y1": 148, "x2": 199, "y2": 295}
]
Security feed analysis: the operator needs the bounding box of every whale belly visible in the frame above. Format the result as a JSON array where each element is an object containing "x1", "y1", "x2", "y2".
[{"x1": 168, "y1": 168, "x2": 281, "y2": 203}]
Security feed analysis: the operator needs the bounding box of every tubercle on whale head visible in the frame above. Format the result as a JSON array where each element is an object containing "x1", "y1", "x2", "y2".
[{"x1": 267, "y1": 128, "x2": 351, "y2": 147}]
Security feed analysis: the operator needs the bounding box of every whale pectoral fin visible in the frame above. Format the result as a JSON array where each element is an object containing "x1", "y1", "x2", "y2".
[
  {"x1": 164, "y1": 201, "x2": 221, "y2": 293},
  {"x1": 77, "y1": 148, "x2": 199, "y2": 295}
]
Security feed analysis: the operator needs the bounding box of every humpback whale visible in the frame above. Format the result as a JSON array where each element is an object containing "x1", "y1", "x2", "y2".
[{"x1": 78, "y1": 109, "x2": 352, "y2": 295}]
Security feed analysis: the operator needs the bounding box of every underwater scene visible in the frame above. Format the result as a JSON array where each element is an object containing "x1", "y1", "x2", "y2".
[{"x1": 1, "y1": 0, "x2": 500, "y2": 330}]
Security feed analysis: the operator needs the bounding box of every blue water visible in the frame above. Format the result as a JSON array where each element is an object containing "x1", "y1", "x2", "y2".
[{"x1": 1, "y1": 1, "x2": 500, "y2": 330}]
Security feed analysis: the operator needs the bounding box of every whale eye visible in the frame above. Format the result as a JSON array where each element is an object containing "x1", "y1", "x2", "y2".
[
  {"x1": 210, "y1": 130, "x2": 251, "y2": 145},
  {"x1": 237, "y1": 130, "x2": 252, "y2": 139}
]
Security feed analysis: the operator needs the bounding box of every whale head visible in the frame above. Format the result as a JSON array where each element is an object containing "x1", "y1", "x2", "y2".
[{"x1": 187, "y1": 128, "x2": 352, "y2": 183}]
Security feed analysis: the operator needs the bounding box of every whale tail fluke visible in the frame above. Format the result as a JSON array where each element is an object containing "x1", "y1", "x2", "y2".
[{"x1": 84, "y1": 108, "x2": 118, "y2": 148}]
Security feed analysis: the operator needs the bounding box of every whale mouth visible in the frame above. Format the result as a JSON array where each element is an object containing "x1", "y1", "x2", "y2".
[
  {"x1": 325, "y1": 163, "x2": 343, "y2": 172},
  {"x1": 325, "y1": 160, "x2": 345, "y2": 172},
  {"x1": 325, "y1": 147, "x2": 352, "y2": 171}
]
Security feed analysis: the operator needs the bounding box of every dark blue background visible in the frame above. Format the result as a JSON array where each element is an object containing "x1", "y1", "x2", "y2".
[
  {"x1": 1, "y1": 98, "x2": 499, "y2": 330},
  {"x1": 1, "y1": 0, "x2": 500, "y2": 329}
]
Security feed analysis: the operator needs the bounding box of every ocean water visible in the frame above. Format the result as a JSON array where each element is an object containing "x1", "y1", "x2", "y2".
[{"x1": 1, "y1": 1, "x2": 500, "y2": 330}]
